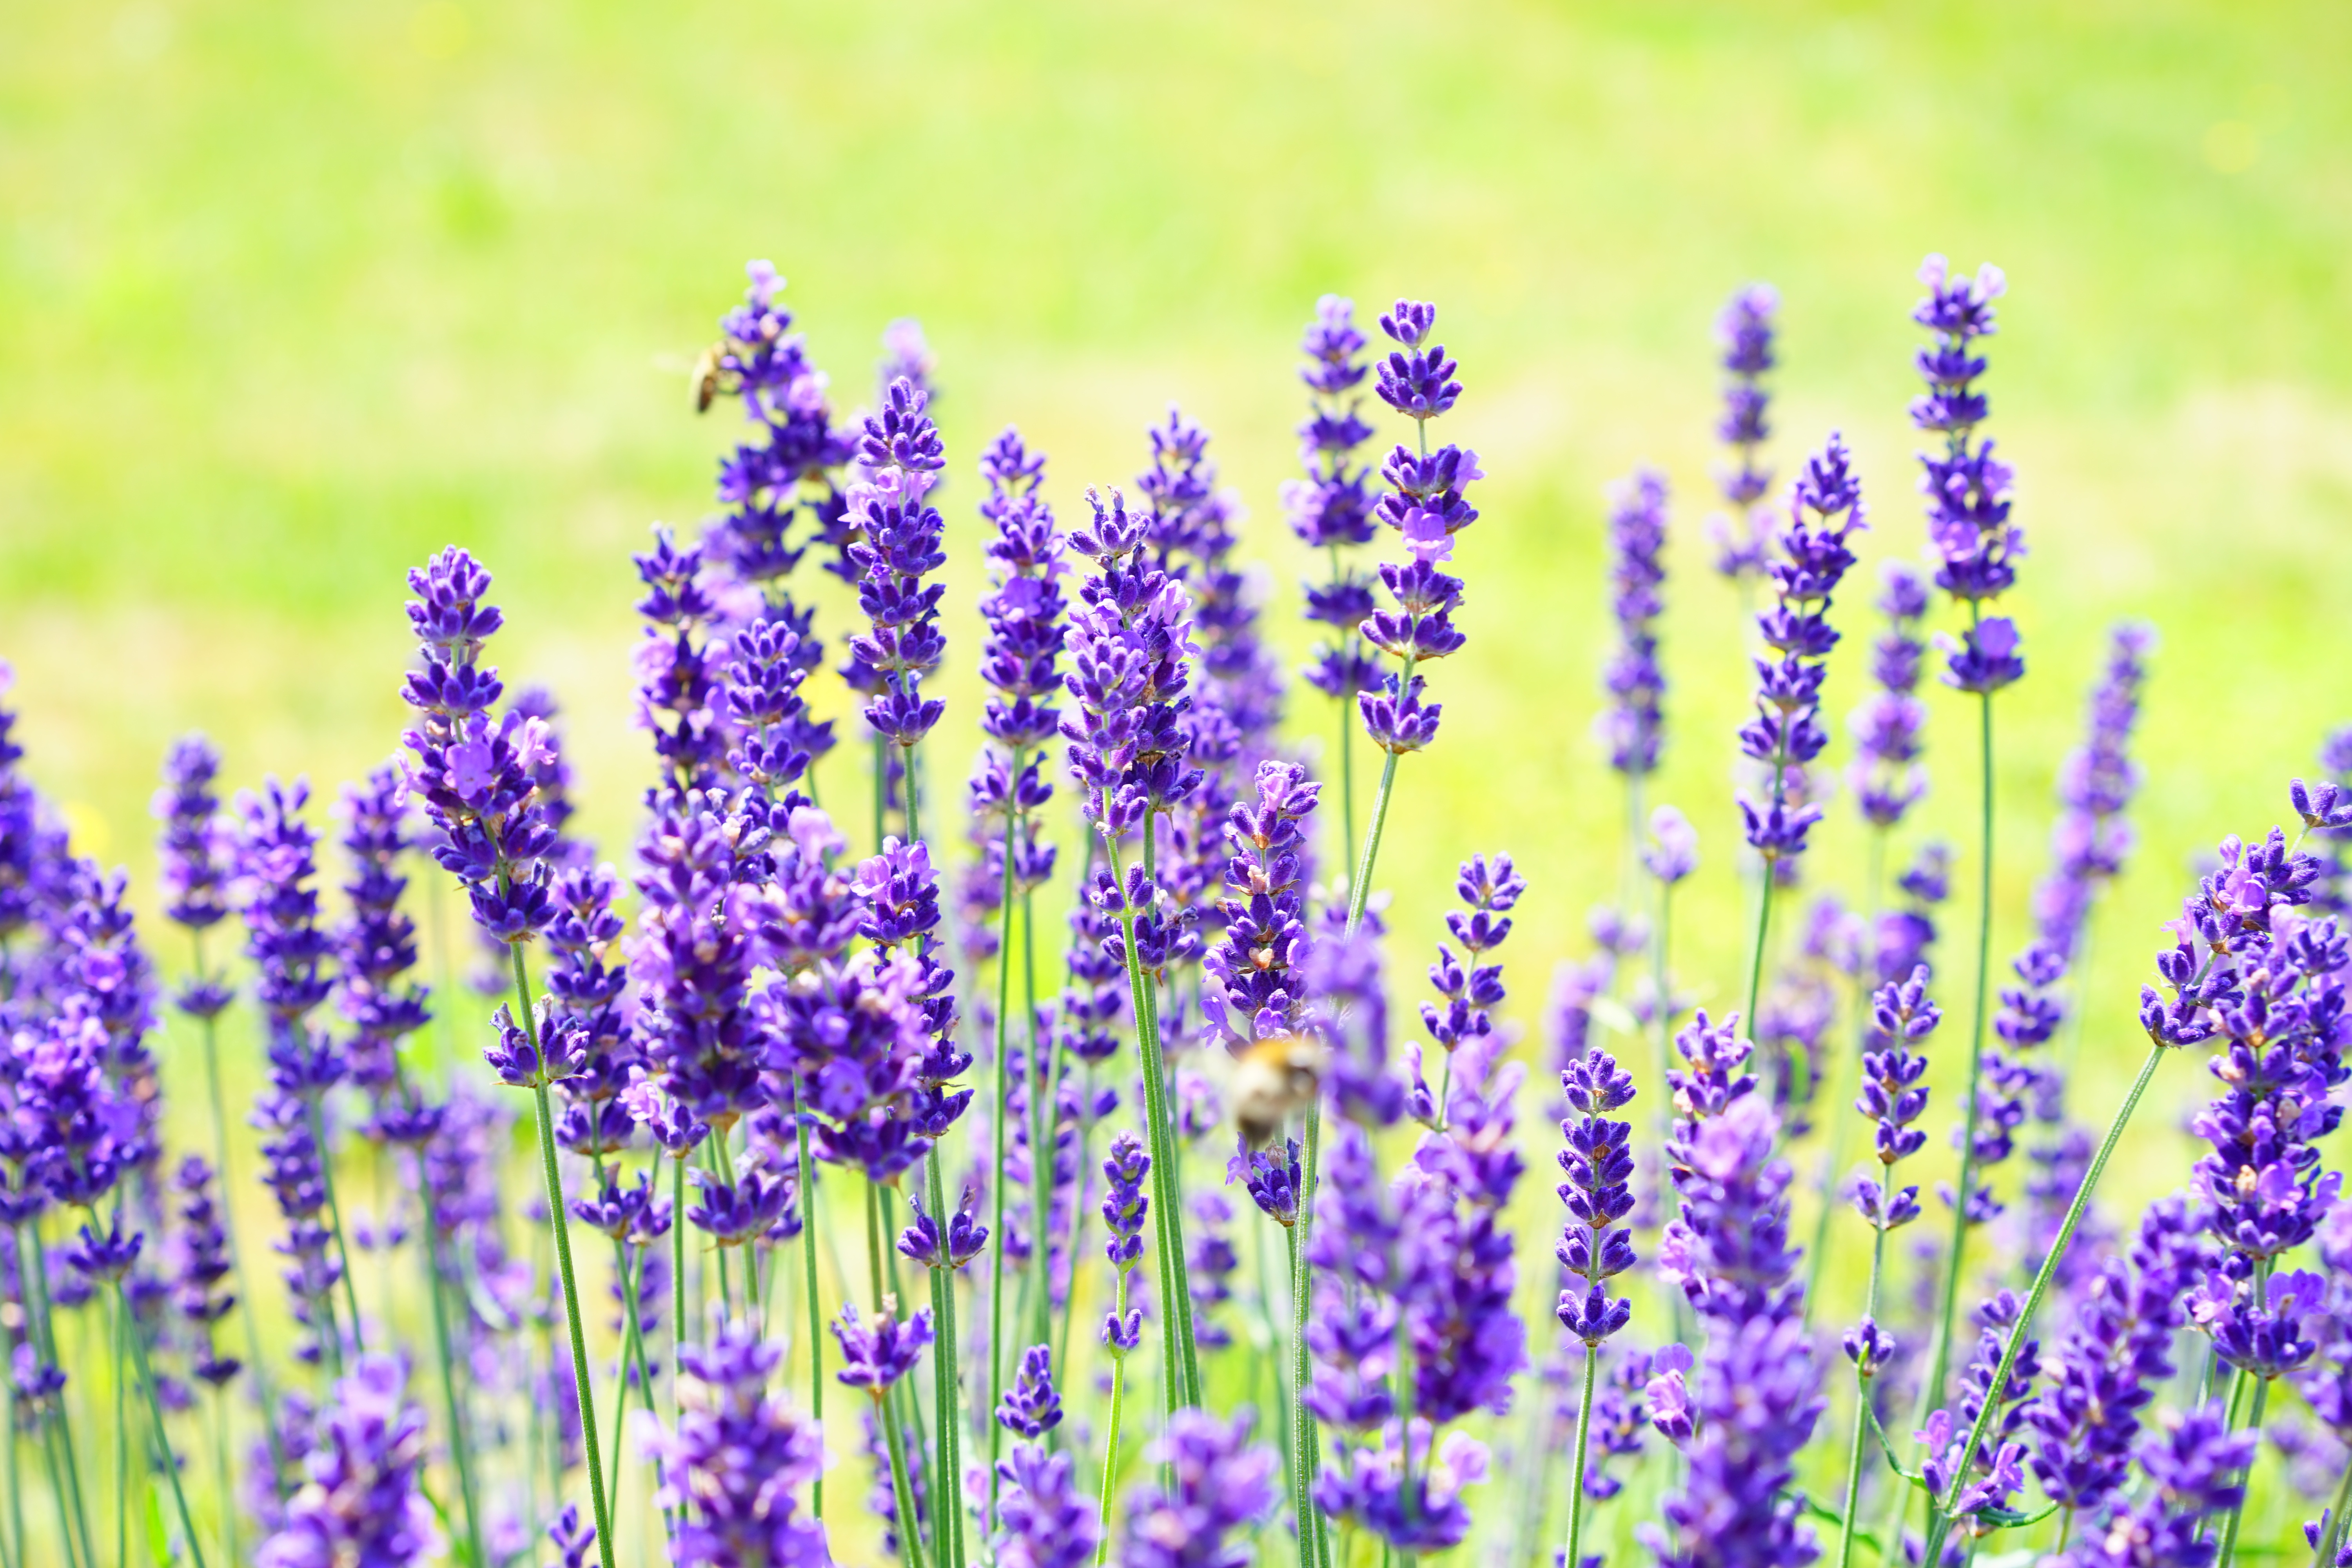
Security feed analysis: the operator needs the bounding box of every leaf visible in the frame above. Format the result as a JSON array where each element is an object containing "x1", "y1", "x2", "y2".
[
  {"x1": 1859, "y1": 1397, "x2": 1929, "y2": 1489},
  {"x1": 1802, "y1": 1497, "x2": 1885, "y2": 1559}
]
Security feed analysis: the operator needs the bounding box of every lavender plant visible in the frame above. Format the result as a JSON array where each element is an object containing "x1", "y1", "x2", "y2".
[{"x1": 3, "y1": 253, "x2": 2346, "y2": 1568}]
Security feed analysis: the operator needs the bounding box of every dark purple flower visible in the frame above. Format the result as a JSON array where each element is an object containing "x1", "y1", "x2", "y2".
[
  {"x1": 154, "y1": 734, "x2": 236, "y2": 947},
  {"x1": 2067, "y1": 1403, "x2": 2256, "y2": 1568},
  {"x1": 1229, "y1": 1136, "x2": 1301, "y2": 1227},
  {"x1": 1557, "y1": 1050, "x2": 1638, "y2": 1346},
  {"x1": 899, "y1": 1181, "x2": 986, "y2": 1271},
  {"x1": 1708, "y1": 283, "x2": 1779, "y2": 588},
  {"x1": 1738, "y1": 434, "x2": 1864, "y2": 874},
  {"x1": 170, "y1": 1154, "x2": 242, "y2": 1386},
  {"x1": 1288, "y1": 297, "x2": 1383, "y2": 711},
  {"x1": 1645, "y1": 805, "x2": 1700, "y2": 886},
  {"x1": 333, "y1": 766, "x2": 436, "y2": 1141},
  {"x1": 843, "y1": 377, "x2": 950, "y2": 748},
  {"x1": 630, "y1": 792, "x2": 769, "y2": 1129},
  {"x1": 1911, "y1": 255, "x2": 2025, "y2": 686},
  {"x1": 234, "y1": 779, "x2": 345, "y2": 1100},
  {"x1": 254, "y1": 1355, "x2": 437, "y2": 1568},
  {"x1": 1200, "y1": 760, "x2": 1320, "y2": 1047},
  {"x1": 1312, "y1": 1418, "x2": 1490, "y2": 1554},
  {"x1": 398, "y1": 548, "x2": 561, "y2": 944},
  {"x1": 1848, "y1": 966, "x2": 1940, "y2": 1236},
  {"x1": 832, "y1": 1301, "x2": 933, "y2": 1392},
  {"x1": 1597, "y1": 468, "x2": 1670, "y2": 776},
  {"x1": 994, "y1": 1438, "x2": 1099, "y2": 1568},
  {"x1": 546, "y1": 1504, "x2": 595, "y2": 1568},
  {"x1": 1114, "y1": 1408, "x2": 1279, "y2": 1568},
  {"x1": 631, "y1": 528, "x2": 732, "y2": 797},
  {"x1": 759, "y1": 943, "x2": 934, "y2": 1183},
  {"x1": 995, "y1": 1342, "x2": 1063, "y2": 1439},
  {"x1": 646, "y1": 1314, "x2": 831, "y2": 1567},
  {"x1": 2189, "y1": 1268, "x2": 2324, "y2": 1380}
]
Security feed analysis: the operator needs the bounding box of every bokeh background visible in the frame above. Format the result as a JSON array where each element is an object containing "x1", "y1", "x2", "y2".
[{"x1": 4, "y1": 0, "x2": 2348, "y2": 1551}]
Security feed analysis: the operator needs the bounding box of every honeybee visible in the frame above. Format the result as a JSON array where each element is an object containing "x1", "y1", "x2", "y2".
[
  {"x1": 1229, "y1": 1032, "x2": 1326, "y2": 1149},
  {"x1": 691, "y1": 342, "x2": 726, "y2": 413}
]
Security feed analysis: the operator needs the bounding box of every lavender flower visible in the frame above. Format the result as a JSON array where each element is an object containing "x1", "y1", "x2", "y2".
[
  {"x1": 647, "y1": 1315, "x2": 831, "y2": 1567},
  {"x1": 2067, "y1": 1403, "x2": 2256, "y2": 1568},
  {"x1": 334, "y1": 766, "x2": 435, "y2": 1139},
  {"x1": 2037, "y1": 626, "x2": 2154, "y2": 959},
  {"x1": 1201, "y1": 760, "x2": 1320, "y2": 1047},
  {"x1": 996, "y1": 1342, "x2": 1063, "y2": 1439},
  {"x1": 2025, "y1": 1196, "x2": 2208, "y2": 1515},
  {"x1": 1287, "y1": 297, "x2": 1382, "y2": 728},
  {"x1": 154, "y1": 735, "x2": 238, "y2": 1016},
  {"x1": 833, "y1": 1301, "x2": 934, "y2": 1392},
  {"x1": 1357, "y1": 300, "x2": 1479, "y2": 756},
  {"x1": 1061, "y1": 487, "x2": 1205, "y2": 842},
  {"x1": 632, "y1": 529, "x2": 731, "y2": 796},
  {"x1": 972, "y1": 424, "x2": 1067, "y2": 872},
  {"x1": 760, "y1": 944, "x2": 933, "y2": 1183},
  {"x1": 399, "y1": 547, "x2": 560, "y2": 946},
  {"x1": 1739, "y1": 434, "x2": 1864, "y2": 873},
  {"x1": 995, "y1": 1439, "x2": 1099, "y2": 1568},
  {"x1": 254, "y1": 1355, "x2": 438, "y2": 1568},
  {"x1": 1911, "y1": 255, "x2": 2022, "y2": 690},
  {"x1": 1598, "y1": 468, "x2": 1670, "y2": 776},
  {"x1": 546, "y1": 865, "x2": 638, "y2": 1157},
  {"x1": 1650, "y1": 1078, "x2": 1824, "y2": 1568},
  {"x1": 1848, "y1": 564, "x2": 1931, "y2": 829},
  {"x1": 1100, "y1": 1132, "x2": 1150, "y2": 1354},
  {"x1": 1708, "y1": 283, "x2": 1779, "y2": 591},
  {"x1": 1849, "y1": 966, "x2": 1940, "y2": 1243},
  {"x1": 844, "y1": 376, "x2": 950, "y2": 752},
  {"x1": 1557, "y1": 1050, "x2": 1638, "y2": 1347},
  {"x1": 1414, "y1": 853, "x2": 1523, "y2": 1117},
  {"x1": 1113, "y1": 1408, "x2": 1279, "y2": 1568},
  {"x1": 632, "y1": 795, "x2": 769, "y2": 1131},
  {"x1": 170, "y1": 1154, "x2": 241, "y2": 1387}
]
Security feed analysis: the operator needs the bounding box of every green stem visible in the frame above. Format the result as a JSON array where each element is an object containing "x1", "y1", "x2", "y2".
[
  {"x1": 193, "y1": 991, "x2": 282, "y2": 1491},
  {"x1": 1921, "y1": 681, "x2": 1996, "y2": 1426},
  {"x1": 793, "y1": 1118, "x2": 826, "y2": 1520},
  {"x1": 866, "y1": 1182, "x2": 928, "y2": 1568},
  {"x1": 1917, "y1": 1041, "x2": 2164, "y2": 1568},
  {"x1": 1345, "y1": 750, "x2": 1402, "y2": 937},
  {"x1": 1833, "y1": 1156, "x2": 1898, "y2": 1568},
  {"x1": 985, "y1": 790, "x2": 1021, "y2": 1527},
  {"x1": 1102, "y1": 829, "x2": 1202, "y2": 1412},
  {"x1": 1095, "y1": 1272, "x2": 1133, "y2": 1567},
  {"x1": 418, "y1": 1185, "x2": 486, "y2": 1568},
  {"x1": 925, "y1": 1155, "x2": 967, "y2": 1568},
  {"x1": 603, "y1": 1233, "x2": 663, "y2": 1532},
  {"x1": 1560, "y1": 1345, "x2": 1601, "y2": 1568},
  {"x1": 1806, "y1": 828, "x2": 1887, "y2": 1324},
  {"x1": 25, "y1": 1224, "x2": 96, "y2": 1568},
  {"x1": 113, "y1": 1285, "x2": 126, "y2": 1568},
  {"x1": 2309, "y1": 1455, "x2": 2352, "y2": 1568},
  {"x1": 2214, "y1": 1375, "x2": 2270, "y2": 1568},
  {"x1": 114, "y1": 1279, "x2": 207, "y2": 1568},
  {"x1": 1292, "y1": 1109, "x2": 1324, "y2": 1568},
  {"x1": 1026, "y1": 890, "x2": 1058, "y2": 1363},
  {"x1": 301, "y1": 1088, "x2": 367, "y2": 1359},
  {"x1": 3, "y1": 1339, "x2": 22, "y2": 1568},
  {"x1": 512, "y1": 945, "x2": 618, "y2": 1568}
]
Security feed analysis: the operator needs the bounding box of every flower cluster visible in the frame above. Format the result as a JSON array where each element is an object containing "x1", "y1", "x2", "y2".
[
  {"x1": 1358, "y1": 299, "x2": 1479, "y2": 755},
  {"x1": 1738, "y1": 435, "x2": 1864, "y2": 870},
  {"x1": 844, "y1": 377, "x2": 950, "y2": 750},
  {"x1": 253, "y1": 1356, "x2": 437, "y2": 1568},
  {"x1": 648, "y1": 1316, "x2": 830, "y2": 1568},
  {"x1": 1848, "y1": 564, "x2": 1931, "y2": 829},
  {"x1": 1911, "y1": 254, "x2": 2024, "y2": 691},
  {"x1": 1598, "y1": 468, "x2": 1671, "y2": 776},
  {"x1": 1287, "y1": 297, "x2": 1383, "y2": 715},
  {"x1": 1708, "y1": 282, "x2": 1779, "y2": 590}
]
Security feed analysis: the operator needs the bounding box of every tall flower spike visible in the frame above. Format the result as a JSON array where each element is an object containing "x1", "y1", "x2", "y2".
[
  {"x1": 1738, "y1": 433, "x2": 1864, "y2": 878},
  {"x1": 1201, "y1": 760, "x2": 1321, "y2": 1048},
  {"x1": 1358, "y1": 298, "x2": 1479, "y2": 757},
  {"x1": 253, "y1": 1356, "x2": 438, "y2": 1568},
  {"x1": 994, "y1": 1439, "x2": 1099, "y2": 1568},
  {"x1": 334, "y1": 766, "x2": 436, "y2": 1142},
  {"x1": 1557, "y1": 1051, "x2": 1638, "y2": 1346},
  {"x1": 844, "y1": 376, "x2": 950, "y2": 752},
  {"x1": 154, "y1": 734, "x2": 238, "y2": 1018},
  {"x1": 398, "y1": 548, "x2": 560, "y2": 945},
  {"x1": 2067, "y1": 1403, "x2": 2255, "y2": 1568},
  {"x1": 1288, "y1": 298, "x2": 1383, "y2": 776},
  {"x1": 1911, "y1": 254, "x2": 2023, "y2": 691},
  {"x1": 1847, "y1": 564, "x2": 1931, "y2": 829},
  {"x1": 646, "y1": 1314, "x2": 831, "y2": 1568},
  {"x1": 1708, "y1": 282, "x2": 1779, "y2": 592},
  {"x1": 1597, "y1": 468, "x2": 1670, "y2": 777},
  {"x1": 1113, "y1": 1408, "x2": 1279, "y2": 1568}
]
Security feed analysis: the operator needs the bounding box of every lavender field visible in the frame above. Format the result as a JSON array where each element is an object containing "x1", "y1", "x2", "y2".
[{"x1": 2, "y1": 5, "x2": 2349, "y2": 1568}]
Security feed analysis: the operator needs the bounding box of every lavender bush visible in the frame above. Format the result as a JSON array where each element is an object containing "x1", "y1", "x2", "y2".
[{"x1": 0, "y1": 254, "x2": 2343, "y2": 1568}]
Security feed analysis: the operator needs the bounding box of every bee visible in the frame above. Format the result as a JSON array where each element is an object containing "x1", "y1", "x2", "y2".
[
  {"x1": 1228, "y1": 1032, "x2": 1326, "y2": 1149},
  {"x1": 691, "y1": 342, "x2": 726, "y2": 414}
]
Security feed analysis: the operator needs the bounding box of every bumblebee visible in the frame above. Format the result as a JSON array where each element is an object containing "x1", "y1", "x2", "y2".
[{"x1": 1228, "y1": 1032, "x2": 1326, "y2": 1149}]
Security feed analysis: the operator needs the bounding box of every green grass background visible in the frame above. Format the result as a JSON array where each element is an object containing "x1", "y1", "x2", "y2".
[{"x1": 5, "y1": 0, "x2": 2350, "y2": 1555}]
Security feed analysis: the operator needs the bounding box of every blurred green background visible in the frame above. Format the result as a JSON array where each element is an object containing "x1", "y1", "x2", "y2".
[{"x1": 4, "y1": 0, "x2": 2349, "y2": 1545}]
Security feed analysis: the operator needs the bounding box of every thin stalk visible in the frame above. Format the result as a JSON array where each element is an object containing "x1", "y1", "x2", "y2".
[
  {"x1": 510, "y1": 944, "x2": 619, "y2": 1568},
  {"x1": 113, "y1": 1293, "x2": 127, "y2": 1568},
  {"x1": 602, "y1": 1235, "x2": 663, "y2": 1532},
  {"x1": 207, "y1": 1390, "x2": 235, "y2": 1566},
  {"x1": 925, "y1": 1154, "x2": 967, "y2": 1568},
  {"x1": 1057, "y1": 1063, "x2": 1100, "y2": 1379},
  {"x1": 793, "y1": 1118, "x2": 826, "y2": 1519},
  {"x1": 1292, "y1": 1111, "x2": 1324, "y2": 1568},
  {"x1": 1026, "y1": 889, "x2": 1058, "y2": 1362},
  {"x1": 1559, "y1": 1346, "x2": 1601, "y2": 1568},
  {"x1": 192, "y1": 993, "x2": 281, "y2": 1485},
  {"x1": 2309, "y1": 1456, "x2": 2352, "y2": 1568},
  {"x1": 114, "y1": 1279, "x2": 207, "y2": 1568},
  {"x1": 985, "y1": 790, "x2": 1021, "y2": 1526},
  {"x1": 2214, "y1": 1375, "x2": 2270, "y2": 1568},
  {"x1": 1102, "y1": 829, "x2": 1202, "y2": 1412},
  {"x1": 1806, "y1": 828, "x2": 1888, "y2": 1322},
  {"x1": 1921, "y1": 678, "x2": 1996, "y2": 1423},
  {"x1": 303, "y1": 1090, "x2": 368, "y2": 1355},
  {"x1": 1833, "y1": 1152, "x2": 1899, "y2": 1568},
  {"x1": 25, "y1": 1224, "x2": 97, "y2": 1568},
  {"x1": 1916, "y1": 1041, "x2": 2164, "y2": 1568},
  {"x1": 866, "y1": 1181, "x2": 927, "y2": 1568},
  {"x1": 3, "y1": 1345, "x2": 22, "y2": 1568},
  {"x1": 1094, "y1": 1272, "x2": 1134, "y2": 1566},
  {"x1": 37, "y1": 1415, "x2": 81, "y2": 1568},
  {"x1": 418, "y1": 1187, "x2": 485, "y2": 1568},
  {"x1": 1345, "y1": 752, "x2": 1402, "y2": 936}
]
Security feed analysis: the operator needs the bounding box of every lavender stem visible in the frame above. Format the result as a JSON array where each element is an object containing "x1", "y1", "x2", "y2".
[
  {"x1": 511, "y1": 943, "x2": 618, "y2": 1568},
  {"x1": 1561, "y1": 1346, "x2": 1601, "y2": 1568},
  {"x1": 2212, "y1": 1372, "x2": 2271, "y2": 1568},
  {"x1": 985, "y1": 791, "x2": 1020, "y2": 1528},
  {"x1": 1920, "y1": 675, "x2": 1994, "y2": 1425},
  {"x1": 417, "y1": 1181, "x2": 486, "y2": 1568},
  {"x1": 924, "y1": 1152, "x2": 968, "y2": 1568},
  {"x1": 111, "y1": 1275, "x2": 207, "y2": 1568},
  {"x1": 1916, "y1": 1040, "x2": 2164, "y2": 1568},
  {"x1": 792, "y1": 1117, "x2": 825, "y2": 1520}
]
